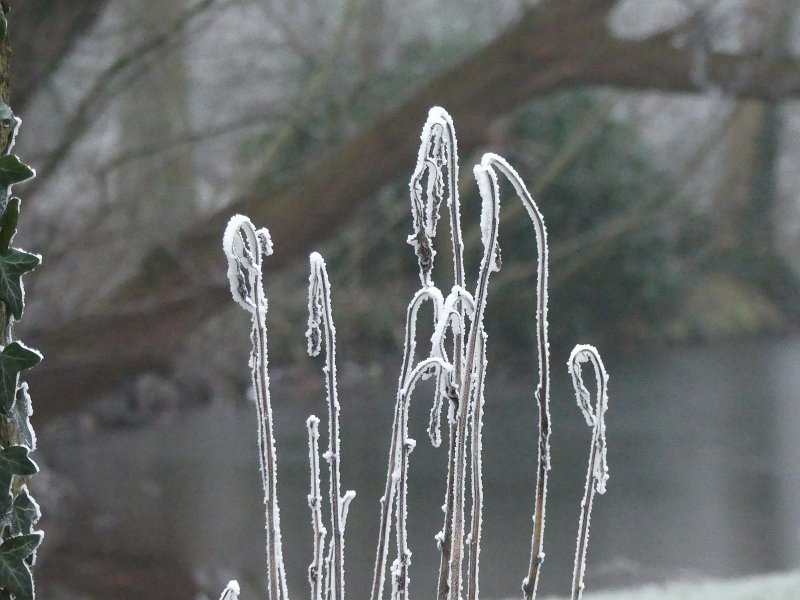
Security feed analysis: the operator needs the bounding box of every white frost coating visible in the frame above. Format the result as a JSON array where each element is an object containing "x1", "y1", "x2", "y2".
[
  {"x1": 340, "y1": 490, "x2": 357, "y2": 532},
  {"x1": 475, "y1": 166, "x2": 501, "y2": 274},
  {"x1": 568, "y1": 344, "x2": 610, "y2": 600},
  {"x1": 16, "y1": 383, "x2": 36, "y2": 451},
  {"x1": 477, "y1": 152, "x2": 551, "y2": 600},
  {"x1": 567, "y1": 345, "x2": 609, "y2": 494},
  {"x1": 466, "y1": 331, "x2": 488, "y2": 600},
  {"x1": 393, "y1": 358, "x2": 452, "y2": 600},
  {"x1": 223, "y1": 215, "x2": 272, "y2": 313},
  {"x1": 307, "y1": 415, "x2": 327, "y2": 600},
  {"x1": 407, "y1": 107, "x2": 460, "y2": 287},
  {"x1": 219, "y1": 580, "x2": 241, "y2": 600},
  {"x1": 306, "y1": 252, "x2": 350, "y2": 600},
  {"x1": 306, "y1": 252, "x2": 327, "y2": 357},
  {"x1": 372, "y1": 284, "x2": 446, "y2": 600},
  {"x1": 222, "y1": 214, "x2": 286, "y2": 600}
]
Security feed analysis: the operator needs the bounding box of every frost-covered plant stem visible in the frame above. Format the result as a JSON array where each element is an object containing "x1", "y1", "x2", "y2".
[
  {"x1": 477, "y1": 154, "x2": 551, "y2": 600},
  {"x1": 307, "y1": 416, "x2": 326, "y2": 600},
  {"x1": 445, "y1": 159, "x2": 500, "y2": 600},
  {"x1": 223, "y1": 215, "x2": 287, "y2": 600},
  {"x1": 567, "y1": 345, "x2": 609, "y2": 600},
  {"x1": 371, "y1": 287, "x2": 443, "y2": 600},
  {"x1": 466, "y1": 330, "x2": 487, "y2": 600},
  {"x1": 393, "y1": 357, "x2": 452, "y2": 600},
  {"x1": 220, "y1": 107, "x2": 609, "y2": 600},
  {"x1": 307, "y1": 252, "x2": 356, "y2": 600}
]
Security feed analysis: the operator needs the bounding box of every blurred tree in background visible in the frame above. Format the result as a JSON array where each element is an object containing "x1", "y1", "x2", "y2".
[
  {"x1": 9, "y1": 0, "x2": 800, "y2": 412},
  {"x1": 8, "y1": 0, "x2": 800, "y2": 597}
]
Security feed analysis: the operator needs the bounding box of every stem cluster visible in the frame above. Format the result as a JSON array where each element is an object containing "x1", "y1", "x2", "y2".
[{"x1": 222, "y1": 107, "x2": 611, "y2": 600}]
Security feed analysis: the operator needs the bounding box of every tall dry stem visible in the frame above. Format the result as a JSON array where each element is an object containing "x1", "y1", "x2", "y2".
[
  {"x1": 223, "y1": 215, "x2": 288, "y2": 600},
  {"x1": 567, "y1": 345, "x2": 609, "y2": 600},
  {"x1": 307, "y1": 252, "x2": 356, "y2": 600}
]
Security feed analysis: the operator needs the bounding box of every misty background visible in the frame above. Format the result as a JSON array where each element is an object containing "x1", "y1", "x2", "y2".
[{"x1": 7, "y1": 0, "x2": 800, "y2": 597}]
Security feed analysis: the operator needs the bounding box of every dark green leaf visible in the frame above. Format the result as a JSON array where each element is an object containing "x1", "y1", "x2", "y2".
[
  {"x1": 0, "y1": 492, "x2": 11, "y2": 530},
  {"x1": 0, "y1": 343, "x2": 41, "y2": 414},
  {"x1": 0, "y1": 532, "x2": 42, "y2": 600},
  {"x1": 10, "y1": 384, "x2": 35, "y2": 451},
  {"x1": 0, "y1": 249, "x2": 40, "y2": 321},
  {"x1": 0, "y1": 197, "x2": 19, "y2": 252},
  {"x1": 0, "y1": 447, "x2": 38, "y2": 495},
  {"x1": 10, "y1": 488, "x2": 40, "y2": 536},
  {"x1": 0, "y1": 447, "x2": 38, "y2": 478},
  {"x1": 0, "y1": 156, "x2": 34, "y2": 190}
]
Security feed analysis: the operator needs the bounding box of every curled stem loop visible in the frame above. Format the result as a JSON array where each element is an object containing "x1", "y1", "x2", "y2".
[{"x1": 567, "y1": 344, "x2": 609, "y2": 600}]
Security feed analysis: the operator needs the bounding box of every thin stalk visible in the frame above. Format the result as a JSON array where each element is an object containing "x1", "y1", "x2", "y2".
[
  {"x1": 446, "y1": 161, "x2": 500, "y2": 600},
  {"x1": 466, "y1": 330, "x2": 487, "y2": 600},
  {"x1": 567, "y1": 345, "x2": 609, "y2": 600},
  {"x1": 223, "y1": 215, "x2": 288, "y2": 600},
  {"x1": 397, "y1": 106, "x2": 466, "y2": 600},
  {"x1": 426, "y1": 108, "x2": 467, "y2": 600},
  {"x1": 392, "y1": 357, "x2": 452, "y2": 600},
  {"x1": 307, "y1": 252, "x2": 355, "y2": 600},
  {"x1": 371, "y1": 287, "x2": 443, "y2": 600},
  {"x1": 307, "y1": 416, "x2": 327, "y2": 600},
  {"x1": 479, "y1": 154, "x2": 551, "y2": 600}
]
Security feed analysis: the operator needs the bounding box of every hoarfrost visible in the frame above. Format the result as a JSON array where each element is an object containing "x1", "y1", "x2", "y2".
[
  {"x1": 223, "y1": 215, "x2": 287, "y2": 600},
  {"x1": 306, "y1": 251, "x2": 351, "y2": 600},
  {"x1": 568, "y1": 344, "x2": 610, "y2": 600},
  {"x1": 219, "y1": 580, "x2": 241, "y2": 600}
]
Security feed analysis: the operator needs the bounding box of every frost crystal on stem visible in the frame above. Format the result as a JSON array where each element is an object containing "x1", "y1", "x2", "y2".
[{"x1": 568, "y1": 345, "x2": 609, "y2": 600}]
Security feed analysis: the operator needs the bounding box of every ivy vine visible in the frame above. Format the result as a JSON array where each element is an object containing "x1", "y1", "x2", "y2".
[{"x1": 0, "y1": 17, "x2": 43, "y2": 599}]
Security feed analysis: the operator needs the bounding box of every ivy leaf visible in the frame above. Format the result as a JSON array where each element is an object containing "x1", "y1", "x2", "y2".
[
  {"x1": 0, "y1": 249, "x2": 40, "y2": 321},
  {"x1": 0, "y1": 533, "x2": 43, "y2": 600},
  {"x1": 0, "y1": 343, "x2": 41, "y2": 415},
  {"x1": 0, "y1": 447, "x2": 38, "y2": 497},
  {"x1": 0, "y1": 492, "x2": 11, "y2": 530},
  {"x1": 0, "y1": 197, "x2": 19, "y2": 252},
  {"x1": 0, "y1": 156, "x2": 34, "y2": 190},
  {"x1": 10, "y1": 384, "x2": 35, "y2": 451},
  {"x1": 10, "y1": 487, "x2": 40, "y2": 537}
]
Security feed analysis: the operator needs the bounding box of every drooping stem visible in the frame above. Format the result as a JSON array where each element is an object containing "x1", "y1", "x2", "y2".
[
  {"x1": 307, "y1": 416, "x2": 327, "y2": 600},
  {"x1": 568, "y1": 345, "x2": 609, "y2": 600},
  {"x1": 466, "y1": 330, "x2": 487, "y2": 600},
  {"x1": 371, "y1": 287, "x2": 443, "y2": 600},
  {"x1": 393, "y1": 106, "x2": 467, "y2": 600},
  {"x1": 477, "y1": 154, "x2": 551, "y2": 600},
  {"x1": 223, "y1": 215, "x2": 288, "y2": 600},
  {"x1": 307, "y1": 252, "x2": 356, "y2": 600},
  {"x1": 446, "y1": 161, "x2": 501, "y2": 600},
  {"x1": 414, "y1": 107, "x2": 467, "y2": 600},
  {"x1": 392, "y1": 357, "x2": 453, "y2": 600}
]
